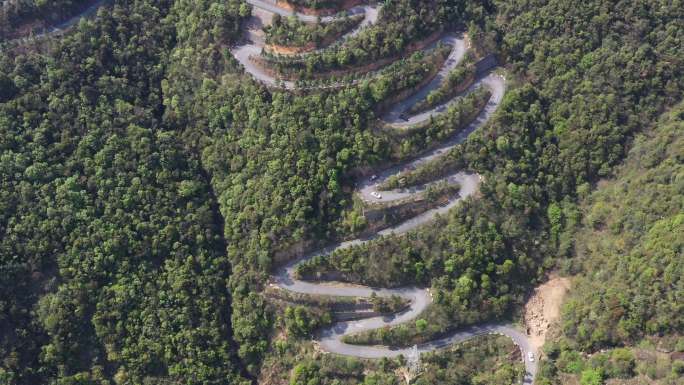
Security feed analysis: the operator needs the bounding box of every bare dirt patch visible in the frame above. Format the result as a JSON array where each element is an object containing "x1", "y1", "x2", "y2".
[{"x1": 524, "y1": 274, "x2": 572, "y2": 352}]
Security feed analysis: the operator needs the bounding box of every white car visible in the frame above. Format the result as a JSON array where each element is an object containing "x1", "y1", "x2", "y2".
[
  {"x1": 528, "y1": 352, "x2": 535, "y2": 362},
  {"x1": 371, "y1": 191, "x2": 382, "y2": 199},
  {"x1": 370, "y1": 174, "x2": 378, "y2": 181}
]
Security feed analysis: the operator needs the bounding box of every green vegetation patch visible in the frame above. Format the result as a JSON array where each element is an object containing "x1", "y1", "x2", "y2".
[
  {"x1": 539, "y1": 344, "x2": 684, "y2": 385},
  {"x1": 265, "y1": 13, "x2": 364, "y2": 50},
  {"x1": 381, "y1": 86, "x2": 491, "y2": 166},
  {"x1": 342, "y1": 305, "x2": 453, "y2": 346},
  {"x1": 416, "y1": 335, "x2": 525, "y2": 385},
  {"x1": 0, "y1": 0, "x2": 251, "y2": 383},
  {"x1": 407, "y1": 54, "x2": 477, "y2": 115},
  {"x1": 264, "y1": 286, "x2": 410, "y2": 315},
  {"x1": 262, "y1": 334, "x2": 522, "y2": 385},
  {"x1": 284, "y1": 0, "x2": 356, "y2": 12}
]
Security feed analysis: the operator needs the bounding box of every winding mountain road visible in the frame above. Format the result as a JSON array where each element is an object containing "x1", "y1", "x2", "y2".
[{"x1": 236, "y1": 1, "x2": 537, "y2": 383}]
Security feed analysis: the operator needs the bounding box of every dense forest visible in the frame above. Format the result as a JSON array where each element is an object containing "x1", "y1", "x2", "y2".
[
  {"x1": 0, "y1": 0, "x2": 682, "y2": 384},
  {"x1": 0, "y1": 0, "x2": 250, "y2": 383}
]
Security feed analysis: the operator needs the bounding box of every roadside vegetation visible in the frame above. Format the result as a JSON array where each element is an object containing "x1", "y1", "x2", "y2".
[
  {"x1": 264, "y1": 286, "x2": 409, "y2": 315},
  {"x1": 260, "y1": 334, "x2": 522, "y2": 385},
  {"x1": 277, "y1": 42, "x2": 449, "y2": 94},
  {"x1": 264, "y1": 13, "x2": 364, "y2": 51},
  {"x1": 282, "y1": 0, "x2": 356, "y2": 12},
  {"x1": 341, "y1": 305, "x2": 453, "y2": 346},
  {"x1": 335, "y1": 180, "x2": 459, "y2": 239},
  {"x1": 417, "y1": 335, "x2": 525, "y2": 385},
  {"x1": 383, "y1": 86, "x2": 491, "y2": 160},
  {"x1": 406, "y1": 54, "x2": 477, "y2": 115},
  {"x1": 360, "y1": 45, "x2": 451, "y2": 107}
]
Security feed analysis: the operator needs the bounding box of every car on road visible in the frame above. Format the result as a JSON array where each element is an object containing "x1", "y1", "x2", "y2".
[
  {"x1": 371, "y1": 191, "x2": 382, "y2": 199},
  {"x1": 370, "y1": 174, "x2": 378, "y2": 181},
  {"x1": 528, "y1": 352, "x2": 535, "y2": 362}
]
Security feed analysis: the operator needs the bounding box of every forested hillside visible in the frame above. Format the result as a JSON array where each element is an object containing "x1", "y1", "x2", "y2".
[
  {"x1": 536, "y1": 103, "x2": 684, "y2": 385},
  {"x1": 0, "y1": 0, "x2": 250, "y2": 383},
  {"x1": 0, "y1": 0, "x2": 682, "y2": 384}
]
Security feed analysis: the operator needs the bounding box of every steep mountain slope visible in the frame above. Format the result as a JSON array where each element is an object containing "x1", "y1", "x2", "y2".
[{"x1": 537, "y1": 103, "x2": 684, "y2": 385}]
